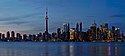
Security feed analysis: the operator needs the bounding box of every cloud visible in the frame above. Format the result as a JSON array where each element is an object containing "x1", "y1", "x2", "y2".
[
  {"x1": 4, "y1": 21, "x2": 28, "y2": 25},
  {"x1": 0, "y1": 12, "x2": 44, "y2": 26},
  {"x1": 18, "y1": 27, "x2": 43, "y2": 34},
  {"x1": 109, "y1": 14, "x2": 125, "y2": 18},
  {"x1": 87, "y1": 16, "x2": 96, "y2": 17},
  {"x1": 0, "y1": 12, "x2": 43, "y2": 21}
]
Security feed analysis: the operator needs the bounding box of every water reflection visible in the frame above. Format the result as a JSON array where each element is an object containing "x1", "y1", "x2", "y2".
[
  {"x1": 114, "y1": 44, "x2": 118, "y2": 56},
  {"x1": 61, "y1": 44, "x2": 69, "y2": 56},
  {"x1": 69, "y1": 44, "x2": 74, "y2": 56},
  {"x1": 0, "y1": 42, "x2": 125, "y2": 56}
]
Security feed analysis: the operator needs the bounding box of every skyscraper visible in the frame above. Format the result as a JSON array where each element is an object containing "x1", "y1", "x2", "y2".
[
  {"x1": 80, "y1": 22, "x2": 82, "y2": 32},
  {"x1": 63, "y1": 23, "x2": 70, "y2": 32},
  {"x1": 63, "y1": 23, "x2": 67, "y2": 32},
  {"x1": 67, "y1": 23, "x2": 70, "y2": 41},
  {"x1": 57, "y1": 28, "x2": 61, "y2": 38},
  {"x1": 70, "y1": 28, "x2": 75, "y2": 41},
  {"x1": 6, "y1": 31, "x2": 10, "y2": 41},
  {"x1": 2, "y1": 34, "x2": 5, "y2": 41},
  {"x1": 11, "y1": 31, "x2": 15, "y2": 38},
  {"x1": 23, "y1": 34, "x2": 27, "y2": 41},
  {"x1": 79, "y1": 22, "x2": 83, "y2": 41},
  {"x1": 76, "y1": 23, "x2": 79, "y2": 32},
  {"x1": 62, "y1": 23, "x2": 70, "y2": 41},
  {"x1": 76, "y1": 23, "x2": 79, "y2": 41},
  {"x1": 90, "y1": 21, "x2": 97, "y2": 40},
  {"x1": 16, "y1": 33, "x2": 22, "y2": 41},
  {"x1": 11, "y1": 31, "x2": 15, "y2": 41}
]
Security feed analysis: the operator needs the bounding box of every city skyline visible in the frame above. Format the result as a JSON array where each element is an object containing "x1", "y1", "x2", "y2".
[
  {"x1": 0, "y1": 0, "x2": 125, "y2": 34},
  {"x1": 0, "y1": 22, "x2": 124, "y2": 42}
]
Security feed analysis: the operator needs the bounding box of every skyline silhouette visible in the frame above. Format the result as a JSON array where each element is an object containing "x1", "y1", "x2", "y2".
[{"x1": 0, "y1": 22, "x2": 124, "y2": 42}]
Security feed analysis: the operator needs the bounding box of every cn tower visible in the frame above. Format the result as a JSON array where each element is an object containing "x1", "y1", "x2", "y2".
[{"x1": 45, "y1": 8, "x2": 49, "y2": 33}]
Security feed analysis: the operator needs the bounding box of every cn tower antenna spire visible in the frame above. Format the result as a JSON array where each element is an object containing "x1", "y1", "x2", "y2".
[
  {"x1": 45, "y1": 8, "x2": 49, "y2": 33},
  {"x1": 45, "y1": 8, "x2": 48, "y2": 20},
  {"x1": 46, "y1": 8, "x2": 47, "y2": 13}
]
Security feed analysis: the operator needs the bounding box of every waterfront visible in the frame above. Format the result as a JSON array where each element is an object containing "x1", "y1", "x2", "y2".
[{"x1": 0, "y1": 42, "x2": 125, "y2": 56}]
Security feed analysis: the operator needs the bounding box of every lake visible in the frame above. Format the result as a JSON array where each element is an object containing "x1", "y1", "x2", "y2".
[{"x1": 0, "y1": 42, "x2": 125, "y2": 56}]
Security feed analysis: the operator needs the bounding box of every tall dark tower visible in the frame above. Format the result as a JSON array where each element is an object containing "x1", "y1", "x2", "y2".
[
  {"x1": 11, "y1": 31, "x2": 15, "y2": 37},
  {"x1": 6, "y1": 31, "x2": 10, "y2": 40},
  {"x1": 11, "y1": 31, "x2": 15, "y2": 41},
  {"x1": 67, "y1": 23, "x2": 70, "y2": 41},
  {"x1": 45, "y1": 8, "x2": 49, "y2": 34},
  {"x1": 57, "y1": 28, "x2": 61, "y2": 38},
  {"x1": 2, "y1": 34, "x2": 5, "y2": 41},
  {"x1": 76, "y1": 23, "x2": 79, "y2": 32},
  {"x1": 80, "y1": 22, "x2": 82, "y2": 32}
]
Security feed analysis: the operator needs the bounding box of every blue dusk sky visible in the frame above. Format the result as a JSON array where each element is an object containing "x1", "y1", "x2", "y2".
[{"x1": 0, "y1": 0, "x2": 125, "y2": 34}]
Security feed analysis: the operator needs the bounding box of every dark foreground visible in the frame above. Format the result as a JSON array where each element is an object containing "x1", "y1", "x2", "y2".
[{"x1": 0, "y1": 42, "x2": 125, "y2": 56}]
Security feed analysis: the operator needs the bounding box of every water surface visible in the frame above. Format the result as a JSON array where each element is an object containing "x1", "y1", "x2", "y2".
[{"x1": 0, "y1": 42, "x2": 125, "y2": 56}]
